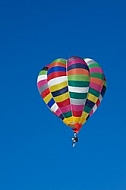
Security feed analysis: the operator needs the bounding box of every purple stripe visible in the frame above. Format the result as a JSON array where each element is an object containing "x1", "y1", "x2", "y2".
[
  {"x1": 90, "y1": 68, "x2": 103, "y2": 73},
  {"x1": 90, "y1": 82, "x2": 103, "y2": 92},
  {"x1": 71, "y1": 104, "x2": 84, "y2": 111},
  {"x1": 67, "y1": 58, "x2": 87, "y2": 67}
]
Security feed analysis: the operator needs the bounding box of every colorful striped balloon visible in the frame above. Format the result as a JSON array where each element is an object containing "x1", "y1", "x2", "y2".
[{"x1": 37, "y1": 56, "x2": 106, "y2": 133}]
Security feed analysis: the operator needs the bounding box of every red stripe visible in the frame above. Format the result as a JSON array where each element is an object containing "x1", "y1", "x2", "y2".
[
  {"x1": 41, "y1": 88, "x2": 50, "y2": 98},
  {"x1": 72, "y1": 110, "x2": 82, "y2": 117},
  {"x1": 73, "y1": 123, "x2": 82, "y2": 133},
  {"x1": 57, "y1": 98, "x2": 70, "y2": 107},
  {"x1": 96, "y1": 99, "x2": 100, "y2": 107},
  {"x1": 47, "y1": 71, "x2": 66, "y2": 81}
]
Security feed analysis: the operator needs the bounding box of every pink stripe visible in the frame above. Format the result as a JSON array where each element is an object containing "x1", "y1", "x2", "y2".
[
  {"x1": 55, "y1": 109, "x2": 62, "y2": 117},
  {"x1": 71, "y1": 104, "x2": 84, "y2": 111},
  {"x1": 60, "y1": 105, "x2": 71, "y2": 113},
  {"x1": 37, "y1": 79, "x2": 47, "y2": 88},
  {"x1": 67, "y1": 58, "x2": 87, "y2": 67},
  {"x1": 89, "y1": 110, "x2": 93, "y2": 116},
  {"x1": 90, "y1": 68, "x2": 103, "y2": 73},
  {"x1": 90, "y1": 82, "x2": 103, "y2": 92}
]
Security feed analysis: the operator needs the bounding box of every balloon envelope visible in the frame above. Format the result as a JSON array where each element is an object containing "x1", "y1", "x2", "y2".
[{"x1": 37, "y1": 56, "x2": 106, "y2": 133}]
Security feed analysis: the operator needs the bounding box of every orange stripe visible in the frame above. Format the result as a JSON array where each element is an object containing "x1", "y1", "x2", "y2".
[
  {"x1": 90, "y1": 77, "x2": 103, "y2": 85},
  {"x1": 50, "y1": 62, "x2": 66, "y2": 68},
  {"x1": 73, "y1": 123, "x2": 82, "y2": 133},
  {"x1": 67, "y1": 68, "x2": 89, "y2": 76}
]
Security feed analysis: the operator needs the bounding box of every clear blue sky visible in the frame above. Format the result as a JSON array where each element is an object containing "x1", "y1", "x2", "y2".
[{"x1": 0, "y1": 0, "x2": 125, "y2": 189}]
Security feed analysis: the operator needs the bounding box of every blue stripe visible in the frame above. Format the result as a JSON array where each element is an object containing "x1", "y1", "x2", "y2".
[
  {"x1": 60, "y1": 114, "x2": 64, "y2": 120},
  {"x1": 52, "y1": 86, "x2": 68, "y2": 97},
  {"x1": 48, "y1": 66, "x2": 66, "y2": 75},
  {"x1": 47, "y1": 98, "x2": 55, "y2": 108},
  {"x1": 101, "y1": 85, "x2": 106, "y2": 97},
  {"x1": 67, "y1": 63, "x2": 89, "y2": 71},
  {"x1": 85, "y1": 99, "x2": 95, "y2": 108}
]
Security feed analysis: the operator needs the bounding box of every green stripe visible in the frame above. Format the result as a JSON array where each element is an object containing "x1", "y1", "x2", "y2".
[
  {"x1": 63, "y1": 111, "x2": 72, "y2": 118},
  {"x1": 104, "y1": 80, "x2": 107, "y2": 87},
  {"x1": 88, "y1": 63, "x2": 99, "y2": 68},
  {"x1": 39, "y1": 70, "x2": 47, "y2": 75},
  {"x1": 90, "y1": 73, "x2": 104, "y2": 80},
  {"x1": 68, "y1": 75, "x2": 89, "y2": 81},
  {"x1": 84, "y1": 106, "x2": 92, "y2": 113},
  {"x1": 68, "y1": 81, "x2": 89, "y2": 87},
  {"x1": 52, "y1": 58, "x2": 66, "y2": 65},
  {"x1": 70, "y1": 92, "x2": 87, "y2": 99},
  {"x1": 88, "y1": 88, "x2": 100, "y2": 97}
]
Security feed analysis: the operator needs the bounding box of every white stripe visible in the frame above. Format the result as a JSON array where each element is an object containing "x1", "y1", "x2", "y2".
[
  {"x1": 99, "y1": 94, "x2": 103, "y2": 102},
  {"x1": 51, "y1": 103, "x2": 58, "y2": 112},
  {"x1": 84, "y1": 58, "x2": 95, "y2": 66},
  {"x1": 92, "y1": 104, "x2": 97, "y2": 113},
  {"x1": 70, "y1": 98, "x2": 86, "y2": 105},
  {"x1": 37, "y1": 74, "x2": 47, "y2": 82},
  {"x1": 48, "y1": 76, "x2": 67, "y2": 87},
  {"x1": 68, "y1": 86, "x2": 89, "y2": 93},
  {"x1": 84, "y1": 58, "x2": 92, "y2": 62}
]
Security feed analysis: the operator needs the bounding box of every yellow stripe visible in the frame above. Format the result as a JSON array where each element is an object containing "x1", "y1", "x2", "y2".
[
  {"x1": 50, "y1": 81, "x2": 67, "y2": 92},
  {"x1": 63, "y1": 116, "x2": 85, "y2": 125},
  {"x1": 72, "y1": 116, "x2": 80, "y2": 123},
  {"x1": 63, "y1": 115, "x2": 87, "y2": 128},
  {"x1": 43, "y1": 93, "x2": 52, "y2": 103},
  {"x1": 54, "y1": 92, "x2": 69, "y2": 102},
  {"x1": 87, "y1": 93, "x2": 98, "y2": 103},
  {"x1": 63, "y1": 117, "x2": 74, "y2": 126},
  {"x1": 79, "y1": 112, "x2": 88, "y2": 124}
]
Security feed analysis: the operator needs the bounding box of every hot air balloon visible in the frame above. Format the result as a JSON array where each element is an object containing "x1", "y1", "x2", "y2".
[{"x1": 37, "y1": 56, "x2": 107, "y2": 147}]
